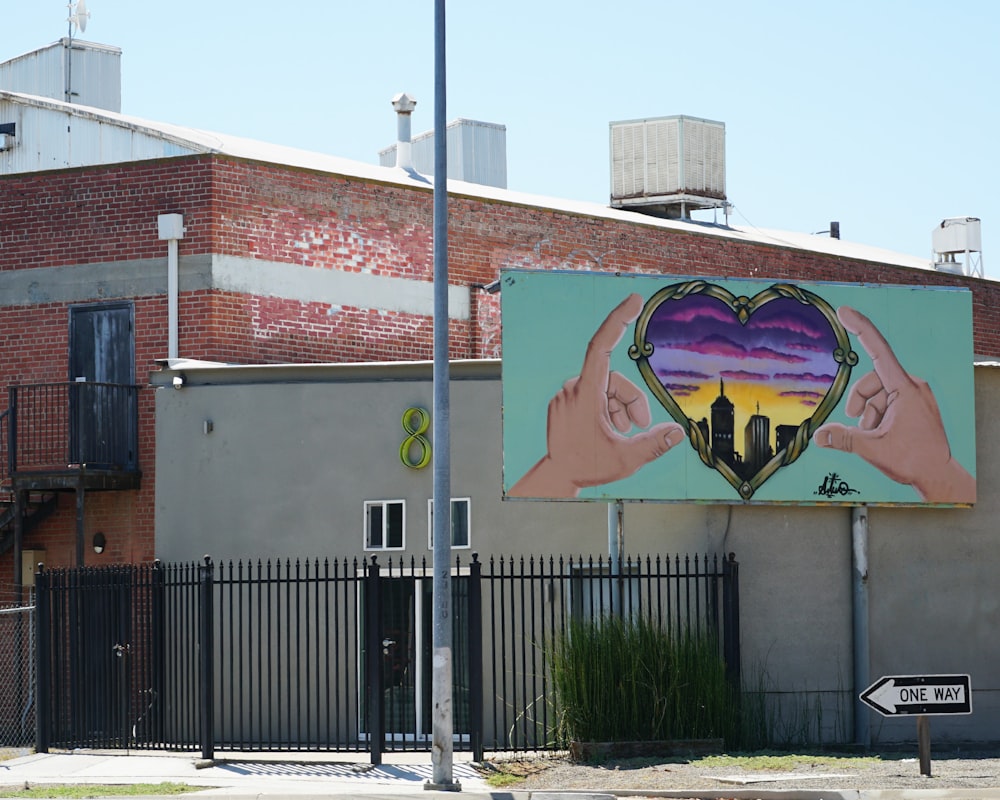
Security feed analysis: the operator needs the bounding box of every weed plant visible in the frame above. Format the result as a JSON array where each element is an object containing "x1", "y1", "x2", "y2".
[{"x1": 549, "y1": 615, "x2": 742, "y2": 747}]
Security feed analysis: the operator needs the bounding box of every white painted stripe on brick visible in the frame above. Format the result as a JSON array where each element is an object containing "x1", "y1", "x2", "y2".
[
  {"x1": 211, "y1": 255, "x2": 471, "y2": 320},
  {"x1": 0, "y1": 256, "x2": 471, "y2": 320}
]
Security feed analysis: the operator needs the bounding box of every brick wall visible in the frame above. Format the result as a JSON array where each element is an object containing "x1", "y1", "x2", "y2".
[
  {"x1": 1, "y1": 153, "x2": 997, "y2": 574},
  {"x1": 5, "y1": 155, "x2": 998, "y2": 365}
]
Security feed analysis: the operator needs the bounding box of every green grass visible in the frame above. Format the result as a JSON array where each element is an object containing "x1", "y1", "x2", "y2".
[
  {"x1": 696, "y1": 752, "x2": 881, "y2": 771},
  {"x1": 478, "y1": 771, "x2": 525, "y2": 789},
  {"x1": 0, "y1": 783, "x2": 204, "y2": 798}
]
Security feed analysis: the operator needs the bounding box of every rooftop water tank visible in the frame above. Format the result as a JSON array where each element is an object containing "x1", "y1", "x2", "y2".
[{"x1": 932, "y1": 217, "x2": 983, "y2": 278}]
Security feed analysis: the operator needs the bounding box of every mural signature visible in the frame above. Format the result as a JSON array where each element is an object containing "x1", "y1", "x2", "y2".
[{"x1": 814, "y1": 472, "x2": 860, "y2": 498}]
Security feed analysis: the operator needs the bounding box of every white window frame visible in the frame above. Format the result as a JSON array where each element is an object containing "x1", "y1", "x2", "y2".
[
  {"x1": 364, "y1": 499, "x2": 406, "y2": 551},
  {"x1": 426, "y1": 497, "x2": 471, "y2": 550}
]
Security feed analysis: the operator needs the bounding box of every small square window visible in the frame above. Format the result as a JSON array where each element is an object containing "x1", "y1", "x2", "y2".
[
  {"x1": 364, "y1": 500, "x2": 405, "y2": 550},
  {"x1": 427, "y1": 498, "x2": 471, "y2": 549}
]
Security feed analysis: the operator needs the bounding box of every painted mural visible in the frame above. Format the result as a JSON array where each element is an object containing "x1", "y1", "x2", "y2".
[{"x1": 502, "y1": 270, "x2": 976, "y2": 506}]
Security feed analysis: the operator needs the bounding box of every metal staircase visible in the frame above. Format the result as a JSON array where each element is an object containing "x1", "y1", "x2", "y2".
[{"x1": 0, "y1": 491, "x2": 59, "y2": 556}]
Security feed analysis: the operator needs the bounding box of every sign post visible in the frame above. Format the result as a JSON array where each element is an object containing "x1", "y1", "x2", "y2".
[{"x1": 859, "y1": 674, "x2": 972, "y2": 777}]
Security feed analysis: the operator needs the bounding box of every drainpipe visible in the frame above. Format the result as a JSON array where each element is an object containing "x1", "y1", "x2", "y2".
[
  {"x1": 391, "y1": 92, "x2": 417, "y2": 171},
  {"x1": 157, "y1": 214, "x2": 186, "y2": 360},
  {"x1": 852, "y1": 504, "x2": 871, "y2": 747},
  {"x1": 608, "y1": 500, "x2": 624, "y2": 615}
]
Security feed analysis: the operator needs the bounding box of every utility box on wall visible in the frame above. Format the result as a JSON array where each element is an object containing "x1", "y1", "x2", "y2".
[
  {"x1": 21, "y1": 549, "x2": 45, "y2": 588},
  {"x1": 610, "y1": 115, "x2": 726, "y2": 218}
]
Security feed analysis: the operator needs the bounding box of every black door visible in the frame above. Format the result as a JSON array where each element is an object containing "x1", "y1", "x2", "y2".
[{"x1": 68, "y1": 304, "x2": 134, "y2": 466}]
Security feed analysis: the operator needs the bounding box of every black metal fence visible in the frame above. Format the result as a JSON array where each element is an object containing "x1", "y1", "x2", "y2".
[{"x1": 33, "y1": 552, "x2": 739, "y2": 759}]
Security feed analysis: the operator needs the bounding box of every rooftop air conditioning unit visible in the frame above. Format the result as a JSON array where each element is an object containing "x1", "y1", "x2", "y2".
[{"x1": 610, "y1": 115, "x2": 726, "y2": 219}]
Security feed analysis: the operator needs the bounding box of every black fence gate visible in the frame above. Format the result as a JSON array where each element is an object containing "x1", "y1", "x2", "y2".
[{"x1": 34, "y1": 552, "x2": 739, "y2": 758}]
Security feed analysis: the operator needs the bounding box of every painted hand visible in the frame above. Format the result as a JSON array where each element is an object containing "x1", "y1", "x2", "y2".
[
  {"x1": 509, "y1": 293, "x2": 686, "y2": 498},
  {"x1": 812, "y1": 306, "x2": 975, "y2": 503}
]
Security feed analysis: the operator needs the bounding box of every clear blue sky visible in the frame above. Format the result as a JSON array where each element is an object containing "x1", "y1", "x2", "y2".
[{"x1": 3, "y1": 2, "x2": 997, "y2": 276}]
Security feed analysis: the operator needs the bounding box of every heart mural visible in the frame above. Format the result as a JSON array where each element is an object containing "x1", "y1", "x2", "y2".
[{"x1": 629, "y1": 281, "x2": 858, "y2": 499}]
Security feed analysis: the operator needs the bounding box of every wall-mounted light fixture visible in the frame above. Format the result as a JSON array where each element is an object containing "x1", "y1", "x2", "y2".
[
  {"x1": 172, "y1": 373, "x2": 186, "y2": 389},
  {"x1": 93, "y1": 532, "x2": 107, "y2": 554},
  {"x1": 472, "y1": 279, "x2": 501, "y2": 295}
]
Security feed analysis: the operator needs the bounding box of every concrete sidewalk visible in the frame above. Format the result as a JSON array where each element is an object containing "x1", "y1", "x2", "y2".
[
  {"x1": 3, "y1": 750, "x2": 999, "y2": 800},
  {"x1": 0, "y1": 750, "x2": 505, "y2": 798}
]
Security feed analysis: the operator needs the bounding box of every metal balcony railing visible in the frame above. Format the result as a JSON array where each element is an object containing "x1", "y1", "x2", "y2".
[{"x1": 1, "y1": 383, "x2": 139, "y2": 483}]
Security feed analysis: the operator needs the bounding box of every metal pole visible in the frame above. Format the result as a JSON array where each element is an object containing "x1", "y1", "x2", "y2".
[
  {"x1": 852, "y1": 505, "x2": 870, "y2": 748},
  {"x1": 167, "y1": 238, "x2": 179, "y2": 360},
  {"x1": 366, "y1": 557, "x2": 384, "y2": 766},
  {"x1": 13, "y1": 490, "x2": 24, "y2": 598},
  {"x1": 198, "y1": 556, "x2": 215, "y2": 763},
  {"x1": 427, "y1": 0, "x2": 458, "y2": 791},
  {"x1": 75, "y1": 482, "x2": 85, "y2": 568},
  {"x1": 468, "y1": 554, "x2": 484, "y2": 762},
  {"x1": 35, "y1": 565, "x2": 50, "y2": 754},
  {"x1": 917, "y1": 715, "x2": 931, "y2": 776},
  {"x1": 608, "y1": 501, "x2": 623, "y2": 615},
  {"x1": 65, "y1": 24, "x2": 73, "y2": 104},
  {"x1": 722, "y1": 554, "x2": 741, "y2": 686}
]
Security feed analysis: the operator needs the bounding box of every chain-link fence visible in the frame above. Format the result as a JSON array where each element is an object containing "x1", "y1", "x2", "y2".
[{"x1": 0, "y1": 591, "x2": 35, "y2": 748}]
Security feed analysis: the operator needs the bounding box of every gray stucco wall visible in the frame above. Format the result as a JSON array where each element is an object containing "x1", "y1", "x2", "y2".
[{"x1": 153, "y1": 360, "x2": 998, "y2": 744}]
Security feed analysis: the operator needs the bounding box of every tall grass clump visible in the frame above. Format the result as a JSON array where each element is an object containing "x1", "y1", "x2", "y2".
[{"x1": 549, "y1": 614, "x2": 741, "y2": 746}]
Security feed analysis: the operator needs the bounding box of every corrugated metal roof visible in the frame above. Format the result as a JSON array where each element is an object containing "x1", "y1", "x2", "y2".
[{"x1": 0, "y1": 89, "x2": 963, "y2": 276}]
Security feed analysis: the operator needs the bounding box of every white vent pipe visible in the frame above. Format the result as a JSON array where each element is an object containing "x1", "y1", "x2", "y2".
[
  {"x1": 391, "y1": 92, "x2": 417, "y2": 170},
  {"x1": 157, "y1": 213, "x2": 186, "y2": 360}
]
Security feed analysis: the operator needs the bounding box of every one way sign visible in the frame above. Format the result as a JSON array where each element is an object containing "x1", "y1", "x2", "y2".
[{"x1": 860, "y1": 674, "x2": 972, "y2": 717}]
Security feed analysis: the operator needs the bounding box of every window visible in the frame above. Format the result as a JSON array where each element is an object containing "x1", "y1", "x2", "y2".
[
  {"x1": 427, "y1": 498, "x2": 471, "y2": 549},
  {"x1": 364, "y1": 500, "x2": 405, "y2": 550}
]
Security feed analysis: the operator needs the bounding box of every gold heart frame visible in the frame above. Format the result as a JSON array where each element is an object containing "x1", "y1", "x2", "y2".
[{"x1": 628, "y1": 281, "x2": 858, "y2": 500}]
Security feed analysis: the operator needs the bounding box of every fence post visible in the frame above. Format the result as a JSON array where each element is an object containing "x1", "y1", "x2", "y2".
[
  {"x1": 468, "y1": 553, "x2": 484, "y2": 761},
  {"x1": 365, "y1": 556, "x2": 383, "y2": 766},
  {"x1": 149, "y1": 560, "x2": 165, "y2": 746},
  {"x1": 722, "y1": 553, "x2": 741, "y2": 687},
  {"x1": 198, "y1": 556, "x2": 215, "y2": 762},
  {"x1": 35, "y1": 564, "x2": 50, "y2": 753}
]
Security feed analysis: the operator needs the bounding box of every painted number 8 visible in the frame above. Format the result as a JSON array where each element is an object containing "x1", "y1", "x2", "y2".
[{"x1": 399, "y1": 407, "x2": 431, "y2": 469}]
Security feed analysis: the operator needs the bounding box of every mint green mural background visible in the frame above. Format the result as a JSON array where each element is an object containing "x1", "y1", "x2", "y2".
[{"x1": 500, "y1": 269, "x2": 976, "y2": 505}]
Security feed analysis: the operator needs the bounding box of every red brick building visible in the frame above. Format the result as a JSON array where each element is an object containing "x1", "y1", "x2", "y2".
[{"x1": 1, "y1": 84, "x2": 997, "y2": 596}]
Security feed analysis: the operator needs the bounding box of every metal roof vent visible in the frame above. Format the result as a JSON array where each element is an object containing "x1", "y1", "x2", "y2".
[
  {"x1": 390, "y1": 92, "x2": 417, "y2": 171},
  {"x1": 379, "y1": 118, "x2": 507, "y2": 189},
  {"x1": 610, "y1": 115, "x2": 726, "y2": 219},
  {"x1": 932, "y1": 217, "x2": 983, "y2": 278}
]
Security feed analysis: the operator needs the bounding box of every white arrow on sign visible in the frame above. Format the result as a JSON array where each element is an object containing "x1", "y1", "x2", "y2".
[{"x1": 860, "y1": 674, "x2": 972, "y2": 717}]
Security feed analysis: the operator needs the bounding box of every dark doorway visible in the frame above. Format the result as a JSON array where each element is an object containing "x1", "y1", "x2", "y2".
[
  {"x1": 69, "y1": 303, "x2": 134, "y2": 385},
  {"x1": 68, "y1": 303, "x2": 135, "y2": 466},
  {"x1": 361, "y1": 575, "x2": 471, "y2": 744}
]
